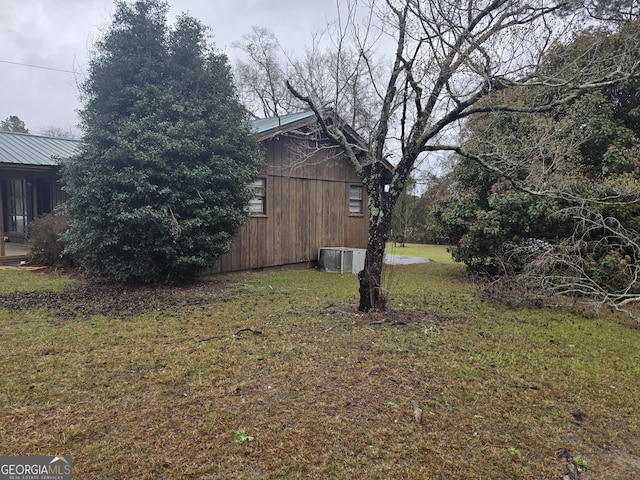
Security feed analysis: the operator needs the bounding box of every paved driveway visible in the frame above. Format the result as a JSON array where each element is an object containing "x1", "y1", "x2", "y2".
[{"x1": 384, "y1": 254, "x2": 431, "y2": 265}]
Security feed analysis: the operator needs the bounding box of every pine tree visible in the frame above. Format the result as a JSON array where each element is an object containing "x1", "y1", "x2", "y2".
[{"x1": 0, "y1": 115, "x2": 28, "y2": 133}]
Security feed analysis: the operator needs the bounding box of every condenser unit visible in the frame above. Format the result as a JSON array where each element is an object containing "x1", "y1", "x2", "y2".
[{"x1": 318, "y1": 247, "x2": 366, "y2": 274}]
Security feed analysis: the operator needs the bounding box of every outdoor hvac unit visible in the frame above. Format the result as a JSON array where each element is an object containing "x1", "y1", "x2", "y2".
[{"x1": 318, "y1": 247, "x2": 366, "y2": 274}]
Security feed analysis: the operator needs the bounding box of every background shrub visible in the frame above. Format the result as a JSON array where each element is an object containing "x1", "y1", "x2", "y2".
[{"x1": 28, "y1": 215, "x2": 74, "y2": 267}]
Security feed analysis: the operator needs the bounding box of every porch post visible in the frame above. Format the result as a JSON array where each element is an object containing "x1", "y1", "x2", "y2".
[{"x1": 0, "y1": 181, "x2": 4, "y2": 256}]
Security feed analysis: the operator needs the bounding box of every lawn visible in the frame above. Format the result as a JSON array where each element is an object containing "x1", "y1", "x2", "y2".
[
  {"x1": 0, "y1": 259, "x2": 639, "y2": 479},
  {"x1": 386, "y1": 242, "x2": 454, "y2": 263}
]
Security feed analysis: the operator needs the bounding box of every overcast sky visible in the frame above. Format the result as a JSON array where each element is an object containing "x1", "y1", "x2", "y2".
[{"x1": 0, "y1": 0, "x2": 340, "y2": 137}]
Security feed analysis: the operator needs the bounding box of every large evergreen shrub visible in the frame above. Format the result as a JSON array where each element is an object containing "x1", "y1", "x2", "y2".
[{"x1": 63, "y1": 0, "x2": 261, "y2": 282}]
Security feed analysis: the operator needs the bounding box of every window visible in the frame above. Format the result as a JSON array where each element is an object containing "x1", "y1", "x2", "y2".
[
  {"x1": 4, "y1": 179, "x2": 28, "y2": 233},
  {"x1": 36, "y1": 180, "x2": 53, "y2": 216},
  {"x1": 349, "y1": 185, "x2": 363, "y2": 214},
  {"x1": 248, "y1": 178, "x2": 266, "y2": 215}
]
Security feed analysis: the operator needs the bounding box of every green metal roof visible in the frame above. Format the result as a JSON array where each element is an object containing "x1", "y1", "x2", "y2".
[
  {"x1": 0, "y1": 130, "x2": 81, "y2": 167},
  {"x1": 0, "y1": 111, "x2": 323, "y2": 167},
  {"x1": 251, "y1": 110, "x2": 317, "y2": 140}
]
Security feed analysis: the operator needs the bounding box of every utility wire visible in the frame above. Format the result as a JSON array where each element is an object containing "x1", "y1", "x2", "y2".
[{"x1": 0, "y1": 59, "x2": 84, "y2": 75}]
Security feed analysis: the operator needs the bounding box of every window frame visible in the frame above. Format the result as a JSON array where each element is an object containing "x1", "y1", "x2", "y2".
[
  {"x1": 349, "y1": 184, "x2": 364, "y2": 216},
  {"x1": 248, "y1": 177, "x2": 267, "y2": 216},
  {"x1": 4, "y1": 178, "x2": 28, "y2": 233}
]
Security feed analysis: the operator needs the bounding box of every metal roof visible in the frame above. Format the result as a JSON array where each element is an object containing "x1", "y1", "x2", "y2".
[
  {"x1": 251, "y1": 110, "x2": 317, "y2": 140},
  {"x1": 0, "y1": 130, "x2": 81, "y2": 167},
  {"x1": 0, "y1": 111, "x2": 326, "y2": 166}
]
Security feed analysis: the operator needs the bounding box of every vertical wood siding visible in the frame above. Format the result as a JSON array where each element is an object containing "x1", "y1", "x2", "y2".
[{"x1": 216, "y1": 135, "x2": 368, "y2": 272}]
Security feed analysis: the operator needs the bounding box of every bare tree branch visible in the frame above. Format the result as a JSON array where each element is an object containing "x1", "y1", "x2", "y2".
[{"x1": 237, "y1": 0, "x2": 638, "y2": 311}]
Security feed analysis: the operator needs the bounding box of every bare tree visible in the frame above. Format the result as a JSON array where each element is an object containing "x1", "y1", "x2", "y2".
[
  {"x1": 234, "y1": 21, "x2": 385, "y2": 135},
  {"x1": 291, "y1": 0, "x2": 640, "y2": 311},
  {"x1": 234, "y1": 27, "x2": 297, "y2": 118},
  {"x1": 40, "y1": 125, "x2": 78, "y2": 139},
  {"x1": 546, "y1": 208, "x2": 640, "y2": 311},
  {"x1": 493, "y1": 207, "x2": 640, "y2": 320},
  {"x1": 238, "y1": 0, "x2": 639, "y2": 311}
]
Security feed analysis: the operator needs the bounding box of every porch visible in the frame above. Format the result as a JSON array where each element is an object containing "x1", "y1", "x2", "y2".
[{"x1": 0, "y1": 241, "x2": 29, "y2": 266}]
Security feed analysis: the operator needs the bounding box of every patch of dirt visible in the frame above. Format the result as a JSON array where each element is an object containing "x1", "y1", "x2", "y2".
[{"x1": 0, "y1": 277, "x2": 231, "y2": 318}]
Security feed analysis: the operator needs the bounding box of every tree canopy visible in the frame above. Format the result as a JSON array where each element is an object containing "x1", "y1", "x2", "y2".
[
  {"x1": 63, "y1": 0, "x2": 261, "y2": 283},
  {"x1": 433, "y1": 18, "x2": 640, "y2": 308},
  {"x1": 0, "y1": 115, "x2": 28, "y2": 133}
]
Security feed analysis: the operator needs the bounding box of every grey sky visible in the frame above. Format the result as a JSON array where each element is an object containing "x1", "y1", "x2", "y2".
[{"x1": 0, "y1": 0, "x2": 339, "y2": 137}]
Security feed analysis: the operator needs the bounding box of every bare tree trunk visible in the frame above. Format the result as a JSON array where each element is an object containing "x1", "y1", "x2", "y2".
[
  {"x1": 358, "y1": 221, "x2": 388, "y2": 311},
  {"x1": 358, "y1": 186, "x2": 394, "y2": 311},
  {"x1": 276, "y1": 1, "x2": 635, "y2": 312}
]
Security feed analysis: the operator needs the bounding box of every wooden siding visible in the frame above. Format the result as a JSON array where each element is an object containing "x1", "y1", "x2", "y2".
[{"x1": 215, "y1": 135, "x2": 368, "y2": 272}]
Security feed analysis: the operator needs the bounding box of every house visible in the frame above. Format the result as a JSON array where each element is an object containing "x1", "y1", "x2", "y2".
[
  {"x1": 0, "y1": 111, "x2": 371, "y2": 270},
  {"x1": 214, "y1": 110, "x2": 370, "y2": 272},
  {"x1": 0, "y1": 131, "x2": 79, "y2": 255}
]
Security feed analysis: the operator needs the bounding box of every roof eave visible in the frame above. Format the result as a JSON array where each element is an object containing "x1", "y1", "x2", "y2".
[{"x1": 254, "y1": 115, "x2": 319, "y2": 142}]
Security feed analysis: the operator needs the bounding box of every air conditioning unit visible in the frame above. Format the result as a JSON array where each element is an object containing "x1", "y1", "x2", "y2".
[{"x1": 318, "y1": 247, "x2": 366, "y2": 274}]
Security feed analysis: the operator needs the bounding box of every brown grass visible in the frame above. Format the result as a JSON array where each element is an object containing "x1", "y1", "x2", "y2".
[{"x1": 0, "y1": 263, "x2": 639, "y2": 479}]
